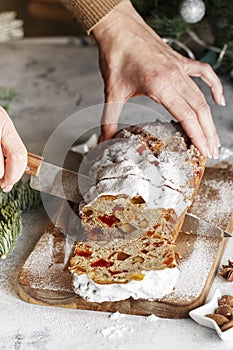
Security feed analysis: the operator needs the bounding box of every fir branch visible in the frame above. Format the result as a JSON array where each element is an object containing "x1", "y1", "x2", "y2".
[
  {"x1": 147, "y1": 14, "x2": 187, "y2": 40},
  {"x1": 0, "y1": 180, "x2": 41, "y2": 259},
  {"x1": 0, "y1": 212, "x2": 22, "y2": 259}
]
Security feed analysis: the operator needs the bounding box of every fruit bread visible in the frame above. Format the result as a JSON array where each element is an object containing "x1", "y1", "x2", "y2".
[{"x1": 70, "y1": 121, "x2": 206, "y2": 285}]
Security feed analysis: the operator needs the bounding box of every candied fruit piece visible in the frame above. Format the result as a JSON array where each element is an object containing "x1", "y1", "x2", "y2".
[
  {"x1": 98, "y1": 214, "x2": 120, "y2": 227},
  {"x1": 90, "y1": 259, "x2": 111, "y2": 268}
]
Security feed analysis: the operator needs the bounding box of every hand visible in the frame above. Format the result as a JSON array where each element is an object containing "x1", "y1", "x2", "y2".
[
  {"x1": 93, "y1": 0, "x2": 224, "y2": 158},
  {"x1": 0, "y1": 106, "x2": 27, "y2": 192}
]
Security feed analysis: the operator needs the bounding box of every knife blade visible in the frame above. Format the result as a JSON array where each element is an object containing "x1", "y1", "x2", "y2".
[
  {"x1": 25, "y1": 152, "x2": 95, "y2": 203},
  {"x1": 182, "y1": 212, "x2": 232, "y2": 238}
]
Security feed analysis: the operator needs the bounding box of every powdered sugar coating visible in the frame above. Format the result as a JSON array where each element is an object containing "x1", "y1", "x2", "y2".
[
  {"x1": 82, "y1": 122, "x2": 201, "y2": 216},
  {"x1": 84, "y1": 175, "x2": 150, "y2": 206},
  {"x1": 73, "y1": 268, "x2": 179, "y2": 302}
]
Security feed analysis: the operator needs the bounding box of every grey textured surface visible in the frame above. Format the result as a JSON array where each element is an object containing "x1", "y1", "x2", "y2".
[{"x1": 0, "y1": 38, "x2": 233, "y2": 350}]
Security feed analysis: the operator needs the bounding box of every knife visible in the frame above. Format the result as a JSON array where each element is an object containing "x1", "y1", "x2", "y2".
[
  {"x1": 26, "y1": 153, "x2": 232, "y2": 239},
  {"x1": 182, "y1": 212, "x2": 232, "y2": 238},
  {"x1": 25, "y1": 152, "x2": 95, "y2": 203}
]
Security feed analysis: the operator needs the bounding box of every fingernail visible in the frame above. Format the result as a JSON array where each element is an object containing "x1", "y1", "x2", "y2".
[
  {"x1": 216, "y1": 135, "x2": 221, "y2": 148},
  {"x1": 2, "y1": 185, "x2": 13, "y2": 193},
  {"x1": 213, "y1": 146, "x2": 220, "y2": 160},
  {"x1": 221, "y1": 94, "x2": 226, "y2": 106},
  {"x1": 207, "y1": 147, "x2": 212, "y2": 159}
]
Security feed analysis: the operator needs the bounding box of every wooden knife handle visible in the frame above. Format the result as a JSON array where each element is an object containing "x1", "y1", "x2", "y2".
[{"x1": 25, "y1": 152, "x2": 44, "y2": 176}]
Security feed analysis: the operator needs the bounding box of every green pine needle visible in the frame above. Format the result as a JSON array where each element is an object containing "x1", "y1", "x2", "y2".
[
  {"x1": 147, "y1": 14, "x2": 187, "y2": 40},
  {"x1": 0, "y1": 180, "x2": 41, "y2": 259}
]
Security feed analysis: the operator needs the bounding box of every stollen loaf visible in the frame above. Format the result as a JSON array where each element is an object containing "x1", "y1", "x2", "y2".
[{"x1": 70, "y1": 121, "x2": 206, "y2": 287}]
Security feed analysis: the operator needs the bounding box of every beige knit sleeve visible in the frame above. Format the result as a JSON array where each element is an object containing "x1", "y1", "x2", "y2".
[{"x1": 60, "y1": 0, "x2": 124, "y2": 34}]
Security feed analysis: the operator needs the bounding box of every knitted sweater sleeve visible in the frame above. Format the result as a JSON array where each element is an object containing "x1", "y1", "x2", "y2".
[{"x1": 60, "y1": 0, "x2": 124, "y2": 34}]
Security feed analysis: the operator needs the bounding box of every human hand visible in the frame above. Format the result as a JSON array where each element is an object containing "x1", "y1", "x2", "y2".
[
  {"x1": 93, "y1": 0, "x2": 224, "y2": 158},
  {"x1": 0, "y1": 106, "x2": 27, "y2": 192}
]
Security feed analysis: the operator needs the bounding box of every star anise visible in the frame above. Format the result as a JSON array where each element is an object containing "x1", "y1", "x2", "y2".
[{"x1": 219, "y1": 260, "x2": 233, "y2": 282}]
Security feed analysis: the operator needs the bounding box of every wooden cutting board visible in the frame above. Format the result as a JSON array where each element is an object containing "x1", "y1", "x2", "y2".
[{"x1": 18, "y1": 166, "x2": 233, "y2": 318}]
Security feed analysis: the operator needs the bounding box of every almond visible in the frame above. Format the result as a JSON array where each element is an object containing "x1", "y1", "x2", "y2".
[
  {"x1": 215, "y1": 306, "x2": 232, "y2": 319},
  {"x1": 221, "y1": 319, "x2": 233, "y2": 331},
  {"x1": 205, "y1": 313, "x2": 229, "y2": 326},
  {"x1": 219, "y1": 295, "x2": 233, "y2": 307},
  {"x1": 138, "y1": 220, "x2": 148, "y2": 228},
  {"x1": 118, "y1": 223, "x2": 137, "y2": 234},
  {"x1": 132, "y1": 255, "x2": 144, "y2": 263}
]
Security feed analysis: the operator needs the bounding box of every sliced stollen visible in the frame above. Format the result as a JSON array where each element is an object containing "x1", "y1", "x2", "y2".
[{"x1": 70, "y1": 121, "x2": 206, "y2": 286}]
